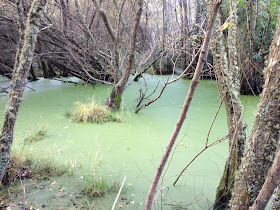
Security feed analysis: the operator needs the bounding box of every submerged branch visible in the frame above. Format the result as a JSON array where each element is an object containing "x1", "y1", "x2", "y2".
[{"x1": 135, "y1": 48, "x2": 201, "y2": 113}]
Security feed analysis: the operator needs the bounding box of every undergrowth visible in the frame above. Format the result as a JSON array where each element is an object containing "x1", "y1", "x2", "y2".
[
  {"x1": 2, "y1": 153, "x2": 69, "y2": 186},
  {"x1": 23, "y1": 124, "x2": 48, "y2": 144},
  {"x1": 66, "y1": 99, "x2": 122, "y2": 123}
]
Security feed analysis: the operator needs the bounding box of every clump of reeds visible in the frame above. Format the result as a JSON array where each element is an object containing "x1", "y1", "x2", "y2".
[{"x1": 66, "y1": 99, "x2": 122, "y2": 123}]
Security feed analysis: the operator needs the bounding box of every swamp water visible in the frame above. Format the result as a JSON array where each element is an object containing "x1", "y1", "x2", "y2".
[{"x1": 0, "y1": 75, "x2": 258, "y2": 209}]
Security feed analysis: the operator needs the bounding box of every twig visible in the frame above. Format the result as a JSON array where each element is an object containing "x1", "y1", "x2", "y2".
[
  {"x1": 206, "y1": 97, "x2": 224, "y2": 146},
  {"x1": 135, "y1": 48, "x2": 201, "y2": 113},
  {"x1": 111, "y1": 176, "x2": 126, "y2": 210},
  {"x1": 39, "y1": 23, "x2": 53, "y2": 32},
  {"x1": 174, "y1": 98, "x2": 225, "y2": 185},
  {"x1": 25, "y1": 85, "x2": 36, "y2": 91},
  {"x1": 173, "y1": 135, "x2": 229, "y2": 185},
  {"x1": 133, "y1": 50, "x2": 164, "y2": 82}
]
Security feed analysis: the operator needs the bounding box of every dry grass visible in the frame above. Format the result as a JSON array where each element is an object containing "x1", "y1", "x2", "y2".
[{"x1": 67, "y1": 99, "x2": 122, "y2": 123}]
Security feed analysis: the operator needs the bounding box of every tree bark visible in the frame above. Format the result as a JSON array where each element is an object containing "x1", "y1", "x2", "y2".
[
  {"x1": 212, "y1": 0, "x2": 246, "y2": 208},
  {"x1": 250, "y1": 145, "x2": 280, "y2": 210},
  {"x1": 0, "y1": 0, "x2": 46, "y2": 185},
  {"x1": 270, "y1": 186, "x2": 280, "y2": 210},
  {"x1": 230, "y1": 11, "x2": 280, "y2": 210},
  {"x1": 144, "y1": 1, "x2": 223, "y2": 209}
]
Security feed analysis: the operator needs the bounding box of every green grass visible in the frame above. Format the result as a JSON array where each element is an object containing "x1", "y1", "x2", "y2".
[
  {"x1": 81, "y1": 175, "x2": 120, "y2": 197},
  {"x1": 66, "y1": 99, "x2": 122, "y2": 123},
  {"x1": 23, "y1": 124, "x2": 48, "y2": 144}
]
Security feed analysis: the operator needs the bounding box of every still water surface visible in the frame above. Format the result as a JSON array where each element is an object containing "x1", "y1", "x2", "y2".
[{"x1": 0, "y1": 75, "x2": 258, "y2": 209}]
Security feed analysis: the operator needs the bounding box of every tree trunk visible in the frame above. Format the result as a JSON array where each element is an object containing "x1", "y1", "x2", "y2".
[
  {"x1": 59, "y1": 0, "x2": 68, "y2": 34},
  {"x1": 105, "y1": 0, "x2": 144, "y2": 110},
  {"x1": 212, "y1": 0, "x2": 246, "y2": 208},
  {"x1": 28, "y1": 65, "x2": 39, "y2": 81},
  {"x1": 180, "y1": 0, "x2": 188, "y2": 72},
  {"x1": 144, "y1": 1, "x2": 223, "y2": 209},
  {"x1": 41, "y1": 60, "x2": 57, "y2": 78},
  {"x1": 162, "y1": 0, "x2": 168, "y2": 52},
  {"x1": 0, "y1": 0, "x2": 46, "y2": 185},
  {"x1": 250, "y1": 145, "x2": 280, "y2": 210},
  {"x1": 230, "y1": 11, "x2": 280, "y2": 210},
  {"x1": 270, "y1": 186, "x2": 280, "y2": 210}
]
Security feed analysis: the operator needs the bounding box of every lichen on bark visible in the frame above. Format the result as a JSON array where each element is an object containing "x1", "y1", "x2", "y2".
[{"x1": 210, "y1": 0, "x2": 246, "y2": 208}]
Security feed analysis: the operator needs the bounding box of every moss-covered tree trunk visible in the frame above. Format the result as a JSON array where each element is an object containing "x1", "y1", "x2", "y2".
[
  {"x1": 105, "y1": 0, "x2": 144, "y2": 110},
  {"x1": 210, "y1": 0, "x2": 246, "y2": 208},
  {"x1": 230, "y1": 11, "x2": 280, "y2": 210},
  {"x1": 0, "y1": 0, "x2": 46, "y2": 185}
]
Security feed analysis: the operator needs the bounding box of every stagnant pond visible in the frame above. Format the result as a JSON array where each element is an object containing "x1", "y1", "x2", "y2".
[{"x1": 0, "y1": 75, "x2": 258, "y2": 209}]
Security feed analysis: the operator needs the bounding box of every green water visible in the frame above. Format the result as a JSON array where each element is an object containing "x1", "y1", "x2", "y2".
[{"x1": 0, "y1": 75, "x2": 258, "y2": 209}]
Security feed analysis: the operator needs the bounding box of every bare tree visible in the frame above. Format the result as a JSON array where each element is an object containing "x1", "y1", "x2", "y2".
[{"x1": 103, "y1": 0, "x2": 144, "y2": 109}]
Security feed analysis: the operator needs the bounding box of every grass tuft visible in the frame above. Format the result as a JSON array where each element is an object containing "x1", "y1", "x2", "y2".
[
  {"x1": 81, "y1": 175, "x2": 120, "y2": 197},
  {"x1": 23, "y1": 124, "x2": 48, "y2": 144},
  {"x1": 66, "y1": 99, "x2": 122, "y2": 123}
]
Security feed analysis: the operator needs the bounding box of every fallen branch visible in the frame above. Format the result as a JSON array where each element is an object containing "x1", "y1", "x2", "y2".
[
  {"x1": 133, "y1": 50, "x2": 164, "y2": 81},
  {"x1": 52, "y1": 78, "x2": 81, "y2": 85},
  {"x1": 0, "y1": 86, "x2": 9, "y2": 94}
]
